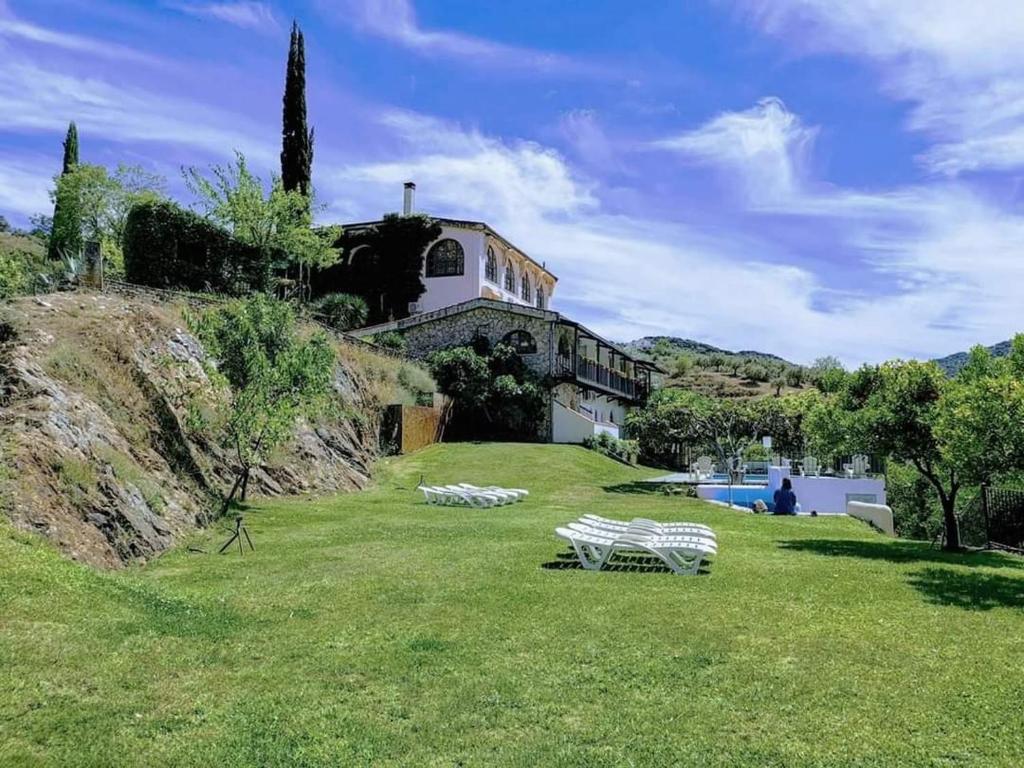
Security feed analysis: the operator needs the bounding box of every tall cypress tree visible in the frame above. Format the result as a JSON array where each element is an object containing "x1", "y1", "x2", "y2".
[
  {"x1": 62, "y1": 122, "x2": 79, "y2": 173},
  {"x1": 281, "y1": 21, "x2": 313, "y2": 197},
  {"x1": 48, "y1": 121, "x2": 80, "y2": 260}
]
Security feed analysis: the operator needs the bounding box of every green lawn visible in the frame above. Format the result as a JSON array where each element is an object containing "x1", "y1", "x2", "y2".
[{"x1": 4, "y1": 443, "x2": 1024, "y2": 767}]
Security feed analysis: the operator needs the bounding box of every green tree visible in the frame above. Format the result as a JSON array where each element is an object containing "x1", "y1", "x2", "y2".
[
  {"x1": 185, "y1": 152, "x2": 338, "y2": 299},
  {"x1": 50, "y1": 163, "x2": 165, "y2": 277},
  {"x1": 805, "y1": 351, "x2": 1024, "y2": 550},
  {"x1": 809, "y1": 356, "x2": 847, "y2": 393},
  {"x1": 194, "y1": 295, "x2": 335, "y2": 511},
  {"x1": 48, "y1": 122, "x2": 79, "y2": 260},
  {"x1": 281, "y1": 21, "x2": 314, "y2": 197}
]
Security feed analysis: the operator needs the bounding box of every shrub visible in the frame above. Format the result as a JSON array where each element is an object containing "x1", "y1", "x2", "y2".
[
  {"x1": 314, "y1": 293, "x2": 369, "y2": 332},
  {"x1": 582, "y1": 433, "x2": 639, "y2": 465},
  {"x1": 370, "y1": 331, "x2": 407, "y2": 353},
  {"x1": 123, "y1": 200, "x2": 270, "y2": 295}
]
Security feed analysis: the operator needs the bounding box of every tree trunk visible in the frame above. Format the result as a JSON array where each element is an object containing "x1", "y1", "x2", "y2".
[
  {"x1": 239, "y1": 467, "x2": 251, "y2": 502},
  {"x1": 941, "y1": 494, "x2": 961, "y2": 551},
  {"x1": 220, "y1": 471, "x2": 245, "y2": 516}
]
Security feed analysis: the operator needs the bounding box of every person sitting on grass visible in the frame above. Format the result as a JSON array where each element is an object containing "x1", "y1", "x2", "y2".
[{"x1": 773, "y1": 477, "x2": 797, "y2": 515}]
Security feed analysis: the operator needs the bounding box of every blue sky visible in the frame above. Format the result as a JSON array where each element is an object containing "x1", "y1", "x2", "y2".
[{"x1": 3, "y1": 0, "x2": 1024, "y2": 364}]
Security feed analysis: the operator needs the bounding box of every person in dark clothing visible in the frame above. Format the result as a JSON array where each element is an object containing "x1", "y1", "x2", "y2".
[{"x1": 773, "y1": 477, "x2": 797, "y2": 515}]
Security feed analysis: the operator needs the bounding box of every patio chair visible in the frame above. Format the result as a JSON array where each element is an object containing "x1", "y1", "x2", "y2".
[
  {"x1": 580, "y1": 514, "x2": 716, "y2": 541},
  {"x1": 851, "y1": 454, "x2": 870, "y2": 477},
  {"x1": 555, "y1": 526, "x2": 715, "y2": 575},
  {"x1": 568, "y1": 521, "x2": 717, "y2": 551},
  {"x1": 802, "y1": 456, "x2": 819, "y2": 477},
  {"x1": 693, "y1": 455, "x2": 715, "y2": 480}
]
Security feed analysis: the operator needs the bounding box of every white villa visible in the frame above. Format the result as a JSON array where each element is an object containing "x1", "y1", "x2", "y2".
[
  {"x1": 347, "y1": 183, "x2": 661, "y2": 444},
  {"x1": 343, "y1": 183, "x2": 558, "y2": 316}
]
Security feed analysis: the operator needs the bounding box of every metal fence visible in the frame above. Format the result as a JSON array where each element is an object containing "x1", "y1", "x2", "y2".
[{"x1": 982, "y1": 485, "x2": 1024, "y2": 553}]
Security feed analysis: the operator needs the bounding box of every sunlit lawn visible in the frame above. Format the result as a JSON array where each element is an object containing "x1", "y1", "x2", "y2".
[{"x1": 3, "y1": 443, "x2": 1024, "y2": 766}]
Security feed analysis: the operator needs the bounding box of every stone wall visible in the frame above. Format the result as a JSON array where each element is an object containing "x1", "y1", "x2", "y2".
[
  {"x1": 398, "y1": 305, "x2": 556, "y2": 441},
  {"x1": 401, "y1": 305, "x2": 557, "y2": 379}
]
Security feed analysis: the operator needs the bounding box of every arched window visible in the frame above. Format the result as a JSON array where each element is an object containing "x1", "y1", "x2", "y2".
[
  {"x1": 425, "y1": 239, "x2": 464, "y2": 277},
  {"x1": 521, "y1": 272, "x2": 532, "y2": 302},
  {"x1": 502, "y1": 329, "x2": 537, "y2": 354},
  {"x1": 503, "y1": 260, "x2": 516, "y2": 293},
  {"x1": 535, "y1": 287, "x2": 546, "y2": 309},
  {"x1": 485, "y1": 246, "x2": 497, "y2": 283}
]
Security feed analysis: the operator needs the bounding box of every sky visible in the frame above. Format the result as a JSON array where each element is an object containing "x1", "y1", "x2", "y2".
[{"x1": 2, "y1": 0, "x2": 1024, "y2": 365}]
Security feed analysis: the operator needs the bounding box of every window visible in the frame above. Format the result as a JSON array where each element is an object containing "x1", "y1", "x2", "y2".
[
  {"x1": 521, "y1": 272, "x2": 532, "y2": 302},
  {"x1": 485, "y1": 246, "x2": 497, "y2": 283},
  {"x1": 557, "y1": 333, "x2": 572, "y2": 358},
  {"x1": 425, "y1": 239, "x2": 464, "y2": 277},
  {"x1": 502, "y1": 329, "x2": 537, "y2": 354},
  {"x1": 504, "y1": 260, "x2": 516, "y2": 292},
  {"x1": 535, "y1": 287, "x2": 546, "y2": 309}
]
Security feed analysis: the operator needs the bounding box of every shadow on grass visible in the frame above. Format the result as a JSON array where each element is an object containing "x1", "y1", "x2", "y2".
[
  {"x1": 907, "y1": 567, "x2": 1024, "y2": 611},
  {"x1": 602, "y1": 481, "x2": 682, "y2": 496},
  {"x1": 778, "y1": 538, "x2": 1024, "y2": 570},
  {"x1": 541, "y1": 549, "x2": 710, "y2": 575}
]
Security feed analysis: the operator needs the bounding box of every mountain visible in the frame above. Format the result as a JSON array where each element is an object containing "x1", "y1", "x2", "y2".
[
  {"x1": 933, "y1": 340, "x2": 1013, "y2": 376},
  {"x1": 622, "y1": 336, "x2": 805, "y2": 399},
  {"x1": 623, "y1": 336, "x2": 795, "y2": 366}
]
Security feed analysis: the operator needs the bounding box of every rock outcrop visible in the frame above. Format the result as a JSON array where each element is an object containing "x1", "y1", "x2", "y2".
[{"x1": 0, "y1": 291, "x2": 404, "y2": 568}]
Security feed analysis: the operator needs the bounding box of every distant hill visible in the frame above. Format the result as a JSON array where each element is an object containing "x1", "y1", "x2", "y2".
[
  {"x1": 623, "y1": 336, "x2": 795, "y2": 366},
  {"x1": 933, "y1": 340, "x2": 1013, "y2": 376},
  {"x1": 622, "y1": 336, "x2": 806, "y2": 399}
]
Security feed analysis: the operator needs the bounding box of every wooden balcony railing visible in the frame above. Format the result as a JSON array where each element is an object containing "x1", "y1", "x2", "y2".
[{"x1": 555, "y1": 354, "x2": 649, "y2": 401}]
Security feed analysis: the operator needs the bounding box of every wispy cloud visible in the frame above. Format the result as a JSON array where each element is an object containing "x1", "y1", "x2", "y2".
[
  {"x1": 329, "y1": 0, "x2": 607, "y2": 76},
  {"x1": 0, "y1": 9, "x2": 160, "y2": 64},
  {"x1": 166, "y1": 1, "x2": 280, "y2": 32},
  {"x1": 0, "y1": 56, "x2": 274, "y2": 164},
  {"x1": 732, "y1": 0, "x2": 1024, "y2": 176},
  {"x1": 0, "y1": 153, "x2": 52, "y2": 219}
]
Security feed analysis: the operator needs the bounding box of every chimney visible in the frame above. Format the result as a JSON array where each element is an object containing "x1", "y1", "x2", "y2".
[{"x1": 403, "y1": 181, "x2": 416, "y2": 215}]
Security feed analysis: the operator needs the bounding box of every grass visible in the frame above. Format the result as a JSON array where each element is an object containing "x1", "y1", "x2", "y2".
[{"x1": 3, "y1": 443, "x2": 1024, "y2": 766}]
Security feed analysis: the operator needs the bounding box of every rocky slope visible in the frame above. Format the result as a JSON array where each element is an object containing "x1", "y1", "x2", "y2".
[{"x1": 0, "y1": 290, "x2": 424, "y2": 568}]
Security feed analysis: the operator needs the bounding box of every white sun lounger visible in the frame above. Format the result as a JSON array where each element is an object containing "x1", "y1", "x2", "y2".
[
  {"x1": 581, "y1": 514, "x2": 716, "y2": 539},
  {"x1": 419, "y1": 485, "x2": 498, "y2": 508},
  {"x1": 567, "y1": 522, "x2": 717, "y2": 553},
  {"x1": 555, "y1": 526, "x2": 715, "y2": 575},
  {"x1": 457, "y1": 483, "x2": 528, "y2": 501},
  {"x1": 578, "y1": 515, "x2": 716, "y2": 544}
]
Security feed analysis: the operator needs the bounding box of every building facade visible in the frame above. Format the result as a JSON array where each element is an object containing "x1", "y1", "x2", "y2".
[
  {"x1": 351, "y1": 299, "x2": 659, "y2": 444},
  {"x1": 343, "y1": 183, "x2": 558, "y2": 316}
]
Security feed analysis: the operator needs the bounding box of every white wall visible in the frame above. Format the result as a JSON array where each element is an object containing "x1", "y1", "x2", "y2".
[
  {"x1": 552, "y1": 400, "x2": 619, "y2": 443},
  {"x1": 768, "y1": 467, "x2": 887, "y2": 515},
  {"x1": 416, "y1": 228, "x2": 484, "y2": 313},
  {"x1": 416, "y1": 225, "x2": 557, "y2": 314}
]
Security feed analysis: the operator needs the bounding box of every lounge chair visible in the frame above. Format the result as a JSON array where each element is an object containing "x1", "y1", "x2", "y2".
[
  {"x1": 441, "y1": 485, "x2": 507, "y2": 507},
  {"x1": 580, "y1": 514, "x2": 716, "y2": 542},
  {"x1": 582, "y1": 514, "x2": 716, "y2": 538},
  {"x1": 555, "y1": 526, "x2": 715, "y2": 575},
  {"x1": 567, "y1": 522, "x2": 717, "y2": 553},
  {"x1": 457, "y1": 483, "x2": 527, "y2": 502}
]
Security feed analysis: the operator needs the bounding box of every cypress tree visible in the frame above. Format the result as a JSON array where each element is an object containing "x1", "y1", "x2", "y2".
[
  {"x1": 48, "y1": 121, "x2": 81, "y2": 260},
  {"x1": 281, "y1": 21, "x2": 313, "y2": 197},
  {"x1": 62, "y1": 122, "x2": 79, "y2": 173}
]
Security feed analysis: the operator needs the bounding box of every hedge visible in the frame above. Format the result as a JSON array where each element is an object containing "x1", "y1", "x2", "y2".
[{"x1": 123, "y1": 201, "x2": 270, "y2": 295}]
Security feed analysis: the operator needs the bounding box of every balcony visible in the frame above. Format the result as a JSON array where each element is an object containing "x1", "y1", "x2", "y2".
[{"x1": 555, "y1": 354, "x2": 649, "y2": 401}]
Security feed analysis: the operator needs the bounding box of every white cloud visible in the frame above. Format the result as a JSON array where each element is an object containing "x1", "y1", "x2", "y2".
[
  {"x1": 0, "y1": 11, "x2": 160, "y2": 64},
  {"x1": 321, "y1": 110, "x2": 1024, "y2": 364},
  {"x1": 0, "y1": 154, "x2": 52, "y2": 220},
  {"x1": 330, "y1": 0, "x2": 606, "y2": 76},
  {"x1": 0, "y1": 59, "x2": 274, "y2": 164},
  {"x1": 650, "y1": 97, "x2": 816, "y2": 205},
  {"x1": 732, "y1": 0, "x2": 1024, "y2": 176},
  {"x1": 167, "y1": 2, "x2": 280, "y2": 32}
]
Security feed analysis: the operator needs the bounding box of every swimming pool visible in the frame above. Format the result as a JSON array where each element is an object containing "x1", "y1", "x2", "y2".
[{"x1": 696, "y1": 484, "x2": 774, "y2": 509}]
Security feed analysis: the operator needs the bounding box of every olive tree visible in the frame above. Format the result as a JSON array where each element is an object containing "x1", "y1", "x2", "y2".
[{"x1": 195, "y1": 295, "x2": 335, "y2": 512}]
